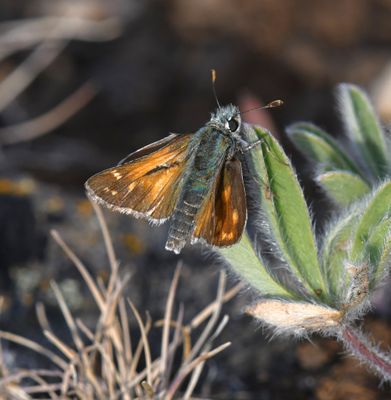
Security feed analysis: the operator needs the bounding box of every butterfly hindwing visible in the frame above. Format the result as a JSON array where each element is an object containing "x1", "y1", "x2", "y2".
[
  {"x1": 193, "y1": 158, "x2": 247, "y2": 246},
  {"x1": 85, "y1": 133, "x2": 193, "y2": 223}
]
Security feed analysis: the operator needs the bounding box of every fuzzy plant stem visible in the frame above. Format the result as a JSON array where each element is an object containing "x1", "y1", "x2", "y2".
[{"x1": 338, "y1": 324, "x2": 391, "y2": 381}]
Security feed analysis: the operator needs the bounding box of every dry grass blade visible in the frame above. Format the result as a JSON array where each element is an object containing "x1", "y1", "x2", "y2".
[
  {"x1": 4, "y1": 387, "x2": 32, "y2": 400},
  {"x1": 155, "y1": 282, "x2": 240, "y2": 332},
  {"x1": 184, "y1": 315, "x2": 230, "y2": 399},
  {"x1": 0, "y1": 81, "x2": 97, "y2": 144},
  {"x1": 92, "y1": 268, "x2": 130, "y2": 390},
  {"x1": 166, "y1": 303, "x2": 185, "y2": 380},
  {"x1": 117, "y1": 299, "x2": 132, "y2": 400},
  {"x1": 161, "y1": 263, "x2": 182, "y2": 389},
  {"x1": 50, "y1": 230, "x2": 105, "y2": 311},
  {"x1": 209, "y1": 315, "x2": 230, "y2": 344},
  {"x1": 76, "y1": 347, "x2": 106, "y2": 399},
  {"x1": 0, "y1": 40, "x2": 67, "y2": 112},
  {"x1": 50, "y1": 281, "x2": 84, "y2": 352},
  {"x1": 21, "y1": 372, "x2": 58, "y2": 398},
  {"x1": 190, "y1": 282, "x2": 242, "y2": 329},
  {"x1": 60, "y1": 365, "x2": 74, "y2": 398},
  {"x1": 1, "y1": 386, "x2": 31, "y2": 400},
  {"x1": 154, "y1": 279, "x2": 239, "y2": 362},
  {"x1": 0, "y1": 337, "x2": 8, "y2": 378},
  {"x1": 91, "y1": 342, "x2": 120, "y2": 389},
  {"x1": 0, "y1": 266, "x2": 233, "y2": 399},
  {"x1": 0, "y1": 16, "x2": 122, "y2": 61},
  {"x1": 43, "y1": 330, "x2": 77, "y2": 361},
  {"x1": 119, "y1": 298, "x2": 132, "y2": 365},
  {"x1": 0, "y1": 331, "x2": 67, "y2": 370},
  {"x1": 127, "y1": 315, "x2": 152, "y2": 386},
  {"x1": 166, "y1": 342, "x2": 231, "y2": 399},
  {"x1": 76, "y1": 318, "x2": 94, "y2": 341},
  {"x1": 185, "y1": 271, "x2": 226, "y2": 364},
  {"x1": 0, "y1": 369, "x2": 64, "y2": 400},
  {"x1": 128, "y1": 301, "x2": 153, "y2": 386},
  {"x1": 97, "y1": 274, "x2": 130, "y2": 338},
  {"x1": 90, "y1": 202, "x2": 119, "y2": 295},
  {"x1": 95, "y1": 274, "x2": 131, "y2": 390},
  {"x1": 1, "y1": 209, "x2": 235, "y2": 398},
  {"x1": 35, "y1": 303, "x2": 53, "y2": 333},
  {"x1": 23, "y1": 382, "x2": 61, "y2": 395}
]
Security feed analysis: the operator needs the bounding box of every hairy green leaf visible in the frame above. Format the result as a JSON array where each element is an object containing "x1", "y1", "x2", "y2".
[
  {"x1": 339, "y1": 84, "x2": 389, "y2": 179},
  {"x1": 351, "y1": 181, "x2": 391, "y2": 262},
  {"x1": 373, "y1": 231, "x2": 391, "y2": 288},
  {"x1": 366, "y1": 217, "x2": 391, "y2": 278},
  {"x1": 287, "y1": 122, "x2": 361, "y2": 174},
  {"x1": 321, "y1": 213, "x2": 358, "y2": 301},
  {"x1": 218, "y1": 233, "x2": 295, "y2": 298},
  {"x1": 316, "y1": 171, "x2": 371, "y2": 207},
  {"x1": 243, "y1": 124, "x2": 327, "y2": 300}
]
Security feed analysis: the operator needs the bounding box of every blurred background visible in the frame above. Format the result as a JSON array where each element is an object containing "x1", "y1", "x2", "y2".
[{"x1": 1, "y1": 0, "x2": 391, "y2": 398}]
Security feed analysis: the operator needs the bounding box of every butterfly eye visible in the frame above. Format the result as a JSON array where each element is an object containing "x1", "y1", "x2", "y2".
[{"x1": 228, "y1": 117, "x2": 239, "y2": 132}]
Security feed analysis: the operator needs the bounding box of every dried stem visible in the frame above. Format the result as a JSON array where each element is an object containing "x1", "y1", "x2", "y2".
[
  {"x1": 0, "y1": 81, "x2": 97, "y2": 144},
  {"x1": 0, "y1": 16, "x2": 122, "y2": 61},
  {"x1": 166, "y1": 342, "x2": 231, "y2": 400},
  {"x1": 0, "y1": 331, "x2": 67, "y2": 370},
  {"x1": 91, "y1": 202, "x2": 119, "y2": 295},
  {"x1": 0, "y1": 210, "x2": 233, "y2": 398},
  {"x1": 0, "y1": 40, "x2": 67, "y2": 112},
  {"x1": 50, "y1": 230, "x2": 105, "y2": 311},
  {"x1": 161, "y1": 263, "x2": 182, "y2": 389}
]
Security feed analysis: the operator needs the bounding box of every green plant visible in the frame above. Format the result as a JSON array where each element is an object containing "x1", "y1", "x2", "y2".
[
  {"x1": 217, "y1": 120, "x2": 391, "y2": 381},
  {"x1": 286, "y1": 84, "x2": 390, "y2": 206}
]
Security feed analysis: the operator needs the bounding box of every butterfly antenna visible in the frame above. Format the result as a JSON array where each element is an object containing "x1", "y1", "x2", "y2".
[
  {"x1": 240, "y1": 99, "x2": 284, "y2": 115},
  {"x1": 211, "y1": 69, "x2": 221, "y2": 109}
]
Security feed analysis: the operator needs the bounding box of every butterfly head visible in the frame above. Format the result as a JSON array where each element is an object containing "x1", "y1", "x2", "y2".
[{"x1": 208, "y1": 104, "x2": 241, "y2": 135}]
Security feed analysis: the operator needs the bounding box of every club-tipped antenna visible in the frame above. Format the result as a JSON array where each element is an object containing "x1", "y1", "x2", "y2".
[
  {"x1": 211, "y1": 69, "x2": 221, "y2": 109},
  {"x1": 240, "y1": 99, "x2": 284, "y2": 115}
]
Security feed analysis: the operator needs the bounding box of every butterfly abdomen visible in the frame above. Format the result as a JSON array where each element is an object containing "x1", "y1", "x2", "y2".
[
  {"x1": 165, "y1": 165, "x2": 218, "y2": 254},
  {"x1": 165, "y1": 189, "x2": 205, "y2": 254}
]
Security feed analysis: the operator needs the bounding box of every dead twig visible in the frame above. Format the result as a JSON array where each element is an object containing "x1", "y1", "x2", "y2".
[
  {"x1": 0, "y1": 40, "x2": 66, "y2": 112},
  {"x1": 0, "y1": 17, "x2": 122, "y2": 61},
  {"x1": 0, "y1": 81, "x2": 97, "y2": 144}
]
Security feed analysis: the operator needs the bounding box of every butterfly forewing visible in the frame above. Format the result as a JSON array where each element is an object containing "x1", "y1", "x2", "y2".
[
  {"x1": 193, "y1": 159, "x2": 247, "y2": 246},
  {"x1": 118, "y1": 133, "x2": 180, "y2": 165},
  {"x1": 85, "y1": 133, "x2": 192, "y2": 223}
]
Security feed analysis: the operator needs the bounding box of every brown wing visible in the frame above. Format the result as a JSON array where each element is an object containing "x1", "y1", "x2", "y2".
[
  {"x1": 118, "y1": 133, "x2": 180, "y2": 165},
  {"x1": 85, "y1": 134, "x2": 192, "y2": 224},
  {"x1": 193, "y1": 159, "x2": 247, "y2": 246}
]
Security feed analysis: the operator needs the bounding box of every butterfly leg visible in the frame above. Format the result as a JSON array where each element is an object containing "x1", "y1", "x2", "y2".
[
  {"x1": 244, "y1": 134, "x2": 289, "y2": 166},
  {"x1": 242, "y1": 139, "x2": 265, "y2": 153}
]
